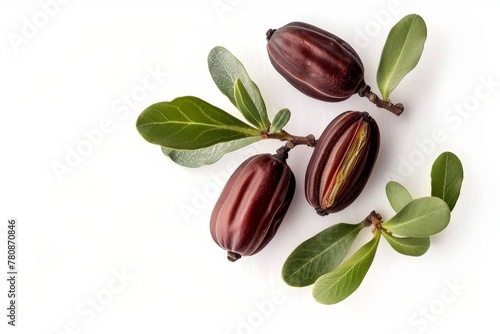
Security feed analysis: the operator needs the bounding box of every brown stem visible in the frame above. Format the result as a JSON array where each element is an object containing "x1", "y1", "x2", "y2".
[
  {"x1": 227, "y1": 251, "x2": 242, "y2": 262},
  {"x1": 363, "y1": 210, "x2": 383, "y2": 230},
  {"x1": 274, "y1": 144, "x2": 291, "y2": 162},
  {"x1": 262, "y1": 130, "x2": 316, "y2": 148},
  {"x1": 358, "y1": 84, "x2": 404, "y2": 116}
]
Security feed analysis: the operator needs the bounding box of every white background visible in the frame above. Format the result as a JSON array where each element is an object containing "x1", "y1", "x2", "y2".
[{"x1": 2, "y1": 0, "x2": 499, "y2": 333}]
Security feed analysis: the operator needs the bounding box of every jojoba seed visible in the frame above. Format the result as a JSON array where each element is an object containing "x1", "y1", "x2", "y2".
[
  {"x1": 266, "y1": 21, "x2": 365, "y2": 102},
  {"x1": 305, "y1": 111, "x2": 380, "y2": 216},
  {"x1": 210, "y1": 152, "x2": 295, "y2": 261}
]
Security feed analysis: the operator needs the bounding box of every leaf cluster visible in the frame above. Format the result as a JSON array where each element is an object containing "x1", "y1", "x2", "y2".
[
  {"x1": 136, "y1": 46, "x2": 291, "y2": 168},
  {"x1": 282, "y1": 152, "x2": 464, "y2": 304}
]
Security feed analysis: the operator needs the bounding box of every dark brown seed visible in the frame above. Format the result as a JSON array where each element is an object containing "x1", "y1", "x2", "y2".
[
  {"x1": 210, "y1": 152, "x2": 295, "y2": 261},
  {"x1": 305, "y1": 111, "x2": 380, "y2": 216},
  {"x1": 266, "y1": 21, "x2": 365, "y2": 102}
]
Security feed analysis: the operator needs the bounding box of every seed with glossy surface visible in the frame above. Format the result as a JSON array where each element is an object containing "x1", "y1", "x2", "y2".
[
  {"x1": 266, "y1": 22, "x2": 404, "y2": 116},
  {"x1": 305, "y1": 111, "x2": 380, "y2": 216},
  {"x1": 210, "y1": 152, "x2": 295, "y2": 261},
  {"x1": 266, "y1": 21, "x2": 365, "y2": 102}
]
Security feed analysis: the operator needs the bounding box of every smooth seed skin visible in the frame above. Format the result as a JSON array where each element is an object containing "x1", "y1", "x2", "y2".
[
  {"x1": 266, "y1": 21, "x2": 365, "y2": 102},
  {"x1": 210, "y1": 153, "x2": 296, "y2": 261}
]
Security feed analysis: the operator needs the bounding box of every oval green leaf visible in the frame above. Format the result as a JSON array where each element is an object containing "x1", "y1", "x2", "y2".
[
  {"x1": 386, "y1": 181, "x2": 413, "y2": 212},
  {"x1": 161, "y1": 137, "x2": 261, "y2": 168},
  {"x1": 136, "y1": 96, "x2": 261, "y2": 150},
  {"x1": 382, "y1": 197, "x2": 451, "y2": 237},
  {"x1": 282, "y1": 223, "x2": 364, "y2": 287},
  {"x1": 270, "y1": 108, "x2": 291, "y2": 133},
  {"x1": 377, "y1": 14, "x2": 427, "y2": 100},
  {"x1": 208, "y1": 46, "x2": 269, "y2": 128},
  {"x1": 431, "y1": 151, "x2": 464, "y2": 211},
  {"x1": 234, "y1": 78, "x2": 267, "y2": 130},
  {"x1": 381, "y1": 230, "x2": 430, "y2": 257},
  {"x1": 313, "y1": 232, "x2": 380, "y2": 305}
]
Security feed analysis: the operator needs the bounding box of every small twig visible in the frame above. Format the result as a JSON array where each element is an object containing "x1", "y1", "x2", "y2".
[
  {"x1": 358, "y1": 84, "x2": 404, "y2": 116},
  {"x1": 363, "y1": 210, "x2": 383, "y2": 230},
  {"x1": 262, "y1": 130, "x2": 316, "y2": 147}
]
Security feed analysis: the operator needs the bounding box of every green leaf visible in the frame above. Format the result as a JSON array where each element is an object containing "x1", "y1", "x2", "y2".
[
  {"x1": 431, "y1": 152, "x2": 464, "y2": 211},
  {"x1": 270, "y1": 108, "x2": 291, "y2": 133},
  {"x1": 382, "y1": 197, "x2": 451, "y2": 237},
  {"x1": 161, "y1": 137, "x2": 261, "y2": 168},
  {"x1": 282, "y1": 223, "x2": 364, "y2": 287},
  {"x1": 136, "y1": 96, "x2": 261, "y2": 150},
  {"x1": 208, "y1": 46, "x2": 270, "y2": 127},
  {"x1": 381, "y1": 230, "x2": 430, "y2": 257},
  {"x1": 234, "y1": 78, "x2": 267, "y2": 130},
  {"x1": 313, "y1": 232, "x2": 380, "y2": 305},
  {"x1": 377, "y1": 14, "x2": 427, "y2": 100},
  {"x1": 386, "y1": 181, "x2": 413, "y2": 212}
]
